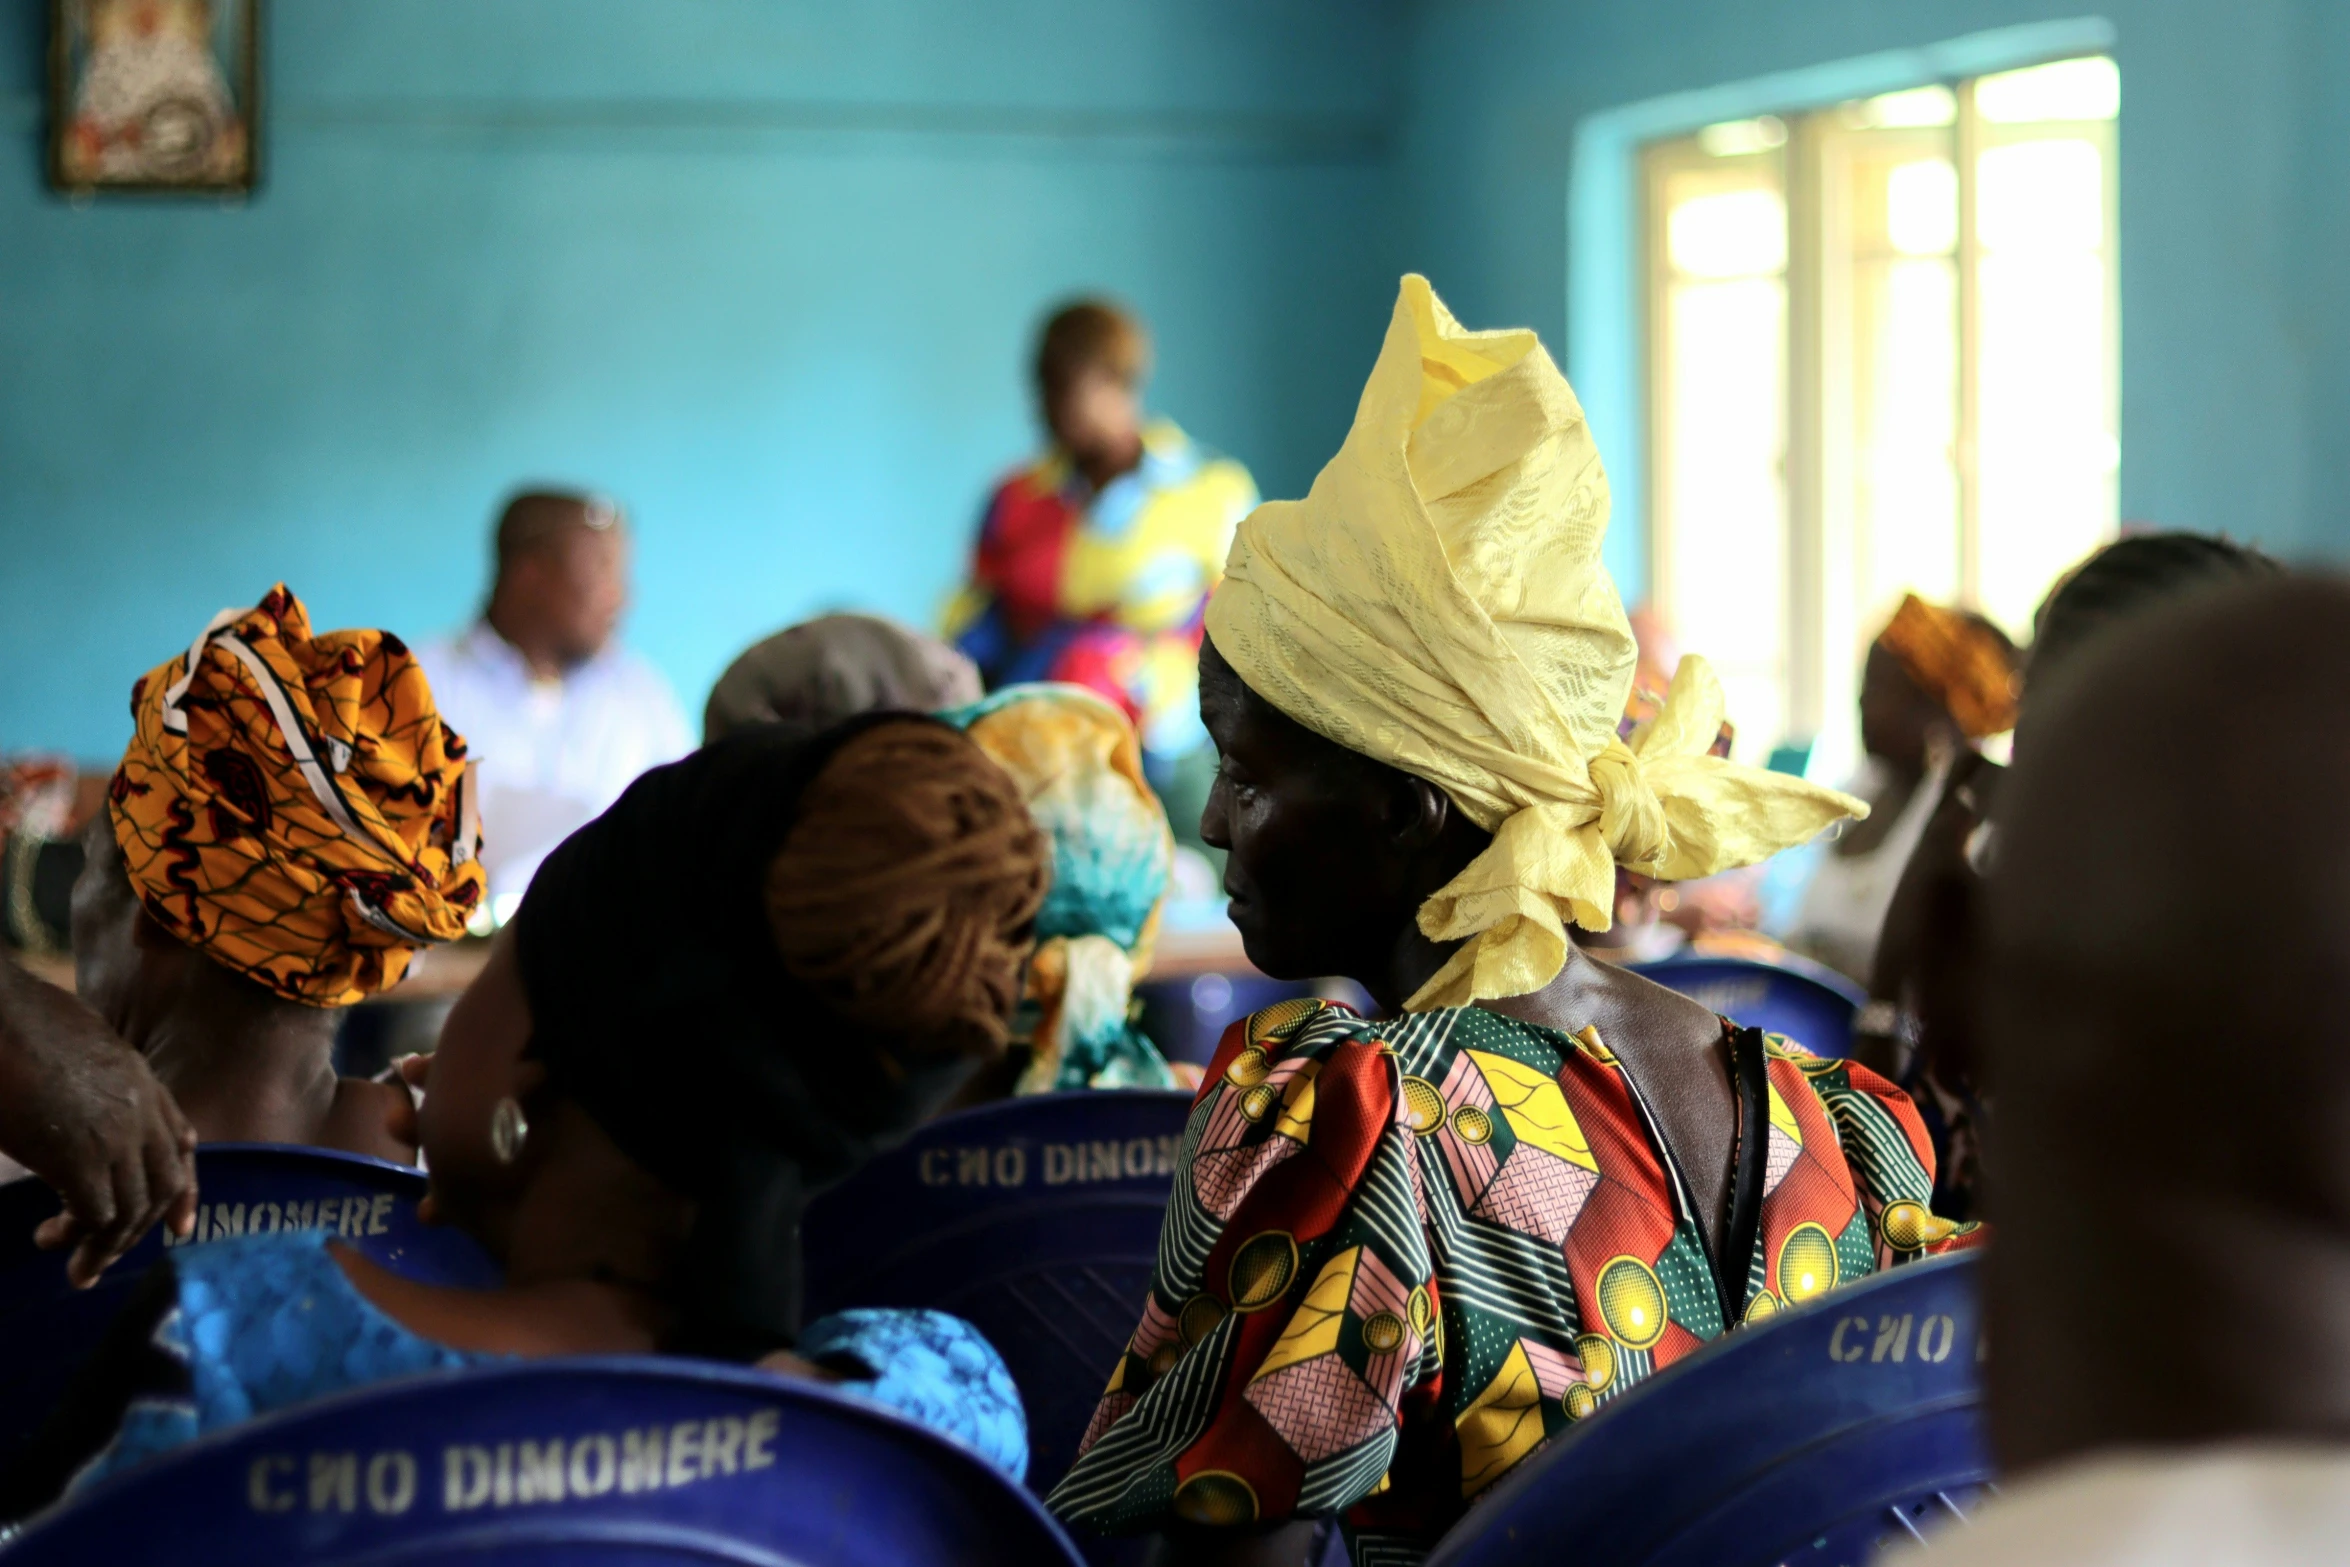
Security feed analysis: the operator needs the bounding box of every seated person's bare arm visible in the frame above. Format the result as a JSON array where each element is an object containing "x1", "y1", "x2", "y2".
[{"x1": 0, "y1": 951, "x2": 196, "y2": 1284}]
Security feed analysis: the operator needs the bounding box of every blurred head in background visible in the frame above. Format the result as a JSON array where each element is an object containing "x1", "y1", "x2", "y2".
[
  {"x1": 2019, "y1": 530, "x2": 2283, "y2": 746},
  {"x1": 1036, "y1": 299, "x2": 1150, "y2": 491},
  {"x1": 702, "y1": 614, "x2": 982, "y2": 745},
  {"x1": 1985, "y1": 573, "x2": 2350, "y2": 1474},
  {"x1": 1862, "y1": 594, "x2": 2020, "y2": 776},
  {"x1": 486, "y1": 490, "x2": 630, "y2": 676}
]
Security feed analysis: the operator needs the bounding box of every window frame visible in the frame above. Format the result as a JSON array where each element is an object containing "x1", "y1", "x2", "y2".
[{"x1": 1635, "y1": 56, "x2": 2118, "y2": 760}]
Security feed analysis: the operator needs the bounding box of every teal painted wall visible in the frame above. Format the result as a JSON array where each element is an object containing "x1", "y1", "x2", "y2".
[
  {"x1": 0, "y1": 0, "x2": 1405, "y2": 760},
  {"x1": 10, "y1": 2, "x2": 2341, "y2": 759},
  {"x1": 1400, "y1": 0, "x2": 2349, "y2": 604}
]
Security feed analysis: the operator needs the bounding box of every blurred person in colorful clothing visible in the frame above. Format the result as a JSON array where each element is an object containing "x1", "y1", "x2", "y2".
[
  {"x1": 1785, "y1": 595, "x2": 2019, "y2": 984},
  {"x1": 946, "y1": 684, "x2": 1180, "y2": 1097},
  {"x1": 1047, "y1": 278, "x2": 1979, "y2": 1566},
  {"x1": 71, "y1": 585, "x2": 486, "y2": 1165},
  {"x1": 944, "y1": 299, "x2": 1259, "y2": 791}
]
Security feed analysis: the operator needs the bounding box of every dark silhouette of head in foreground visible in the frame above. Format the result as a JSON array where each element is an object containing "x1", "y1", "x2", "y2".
[{"x1": 1984, "y1": 572, "x2": 2350, "y2": 1475}]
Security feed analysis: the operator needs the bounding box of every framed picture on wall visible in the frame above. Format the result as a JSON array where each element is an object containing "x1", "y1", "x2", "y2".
[{"x1": 47, "y1": 0, "x2": 260, "y2": 195}]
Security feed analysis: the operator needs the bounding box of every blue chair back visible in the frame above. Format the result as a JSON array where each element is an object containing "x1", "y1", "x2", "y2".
[
  {"x1": 1427, "y1": 1253, "x2": 1989, "y2": 1567},
  {"x1": 803, "y1": 1092, "x2": 1190, "y2": 1507},
  {"x1": 1136, "y1": 971, "x2": 1319, "y2": 1068},
  {"x1": 2, "y1": 1357, "x2": 1085, "y2": 1566},
  {"x1": 0, "y1": 1143, "x2": 497, "y2": 1463},
  {"x1": 1630, "y1": 954, "x2": 1867, "y2": 1058}
]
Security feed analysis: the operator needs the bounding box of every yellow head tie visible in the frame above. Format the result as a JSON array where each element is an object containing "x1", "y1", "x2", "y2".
[{"x1": 1204, "y1": 276, "x2": 1865, "y2": 1010}]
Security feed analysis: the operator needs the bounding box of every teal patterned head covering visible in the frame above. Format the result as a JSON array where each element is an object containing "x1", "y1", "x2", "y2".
[{"x1": 945, "y1": 684, "x2": 1176, "y2": 1091}]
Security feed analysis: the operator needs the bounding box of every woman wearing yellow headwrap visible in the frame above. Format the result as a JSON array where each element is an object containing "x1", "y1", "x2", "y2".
[
  {"x1": 1048, "y1": 279, "x2": 1977, "y2": 1564},
  {"x1": 73, "y1": 585, "x2": 485, "y2": 1163}
]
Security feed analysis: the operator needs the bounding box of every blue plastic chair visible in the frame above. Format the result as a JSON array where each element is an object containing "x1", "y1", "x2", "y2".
[
  {"x1": 1630, "y1": 953, "x2": 1868, "y2": 1058},
  {"x1": 1135, "y1": 971, "x2": 1320, "y2": 1068},
  {"x1": 1, "y1": 1357, "x2": 1086, "y2": 1566},
  {"x1": 0, "y1": 1143, "x2": 497, "y2": 1464},
  {"x1": 1426, "y1": 1253, "x2": 1990, "y2": 1567},
  {"x1": 803, "y1": 1092, "x2": 1191, "y2": 1509}
]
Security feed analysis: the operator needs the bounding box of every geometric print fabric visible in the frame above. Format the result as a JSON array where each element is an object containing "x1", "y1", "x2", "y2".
[{"x1": 1047, "y1": 1000, "x2": 1984, "y2": 1565}]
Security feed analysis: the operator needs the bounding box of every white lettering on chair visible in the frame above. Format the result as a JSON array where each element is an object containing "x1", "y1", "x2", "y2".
[{"x1": 254, "y1": 1407, "x2": 793, "y2": 1517}]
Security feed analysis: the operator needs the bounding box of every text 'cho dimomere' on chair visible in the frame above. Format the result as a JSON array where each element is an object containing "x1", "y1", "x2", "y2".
[
  {"x1": 1631, "y1": 954, "x2": 1868, "y2": 1059},
  {"x1": 1426, "y1": 1253, "x2": 1990, "y2": 1567},
  {"x1": 0, "y1": 1143, "x2": 498, "y2": 1465},
  {"x1": 1, "y1": 1357, "x2": 1086, "y2": 1566},
  {"x1": 801, "y1": 1090, "x2": 1193, "y2": 1499}
]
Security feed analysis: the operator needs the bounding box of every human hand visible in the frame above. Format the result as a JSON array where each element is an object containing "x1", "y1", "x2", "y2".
[
  {"x1": 379, "y1": 1051, "x2": 432, "y2": 1155},
  {"x1": 0, "y1": 958, "x2": 196, "y2": 1286}
]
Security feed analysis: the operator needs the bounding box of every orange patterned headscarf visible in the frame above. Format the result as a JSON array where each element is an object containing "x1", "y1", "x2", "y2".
[
  {"x1": 110, "y1": 585, "x2": 486, "y2": 1007},
  {"x1": 1876, "y1": 593, "x2": 2021, "y2": 738}
]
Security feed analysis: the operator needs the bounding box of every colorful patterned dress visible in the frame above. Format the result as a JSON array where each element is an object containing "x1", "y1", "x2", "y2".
[
  {"x1": 945, "y1": 421, "x2": 1257, "y2": 759},
  {"x1": 1046, "y1": 999, "x2": 1982, "y2": 1564}
]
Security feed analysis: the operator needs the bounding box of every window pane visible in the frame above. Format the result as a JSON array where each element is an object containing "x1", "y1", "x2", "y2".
[
  {"x1": 1974, "y1": 120, "x2": 2118, "y2": 634},
  {"x1": 1651, "y1": 147, "x2": 1788, "y2": 762},
  {"x1": 1978, "y1": 138, "x2": 2104, "y2": 252},
  {"x1": 1859, "y1": 257, "x2": 1962, "y2": 613},
  {"x1": 1978, "y1": 248, "x2": 2114, "y2": 632},
  {"x1": 1839, "y1": 136, "x2": 1961, "y2": 728},
  {"x1": 1666, "y1": 275, "x2": 1789, "y2": 760},
  {"x1": 1851, "y1": 85, "x2": 1956, "y2": 129},
  {"x1": 1974, "y1": 56, "x2": 2119, "y2": 124},
  {"x1": 1668, "y1": 188, "x2": 1789, "y2": 277},
  {"x1": 1886, "y1": 159, "x2": 1958, "y2": 255}
]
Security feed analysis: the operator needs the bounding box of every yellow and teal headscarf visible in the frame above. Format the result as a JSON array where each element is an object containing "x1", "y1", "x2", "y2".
[{"x1": 946, "y1": 684, "x2": 1175, "y2": 1091}]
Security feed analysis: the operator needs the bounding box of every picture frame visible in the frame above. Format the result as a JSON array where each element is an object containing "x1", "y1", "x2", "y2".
[{"x1": 47, "y1": 0, "x2": 260, "y2": 196}]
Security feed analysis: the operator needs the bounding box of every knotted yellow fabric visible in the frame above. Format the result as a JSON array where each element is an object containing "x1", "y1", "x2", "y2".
[{"x1": 1205, "y1": 275, "x2": 1865, "y2": 1010}]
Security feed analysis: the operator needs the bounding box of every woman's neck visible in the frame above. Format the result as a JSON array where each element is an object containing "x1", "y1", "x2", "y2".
[
  {"x1": 399, "y1": 1101, "x2": 694, "y2": 1356},
  {"x1": 1372, "y1": 915, "x2": 1617, "y2": 1027},
  {"x1": 142, "y1": 1002, "x2": 343, "y2": 1146},
  {"x1": 330, "y1": 1244, "x2": 674, "y2": 1358}
]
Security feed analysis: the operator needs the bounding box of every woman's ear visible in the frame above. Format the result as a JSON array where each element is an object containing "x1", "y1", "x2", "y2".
[{"x1": 1387, "y1": 774, "x2": 1454, "y2": 852}]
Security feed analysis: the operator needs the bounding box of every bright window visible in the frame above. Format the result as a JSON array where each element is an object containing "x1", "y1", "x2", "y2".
[{"x1": 1642, "y1": 55, "x2": 2117, "y2": 768}]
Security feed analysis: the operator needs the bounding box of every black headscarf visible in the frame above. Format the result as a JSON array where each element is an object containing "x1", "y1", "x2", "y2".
[{"x1": 513, "y1": 713, "x2": 985, "y2": 1358}]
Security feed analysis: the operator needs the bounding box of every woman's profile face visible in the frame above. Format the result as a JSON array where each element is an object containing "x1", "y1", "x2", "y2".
[
  {"x1": 417, "y1": 931, "x2": 540, "y2": 1237},
  {"x1": 1196, "y1": 642, "x2": 1409, "y2": 987}
]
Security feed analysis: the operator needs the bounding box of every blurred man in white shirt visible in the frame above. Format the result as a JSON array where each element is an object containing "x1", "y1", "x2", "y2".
[{"x1": 420, "y1": 491, "x2": 689, "y2": 918}]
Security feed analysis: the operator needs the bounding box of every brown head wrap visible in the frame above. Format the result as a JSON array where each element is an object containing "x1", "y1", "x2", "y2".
[
  {"x1": 766, "y1": 722, "x2": 1048, "y2": 1057},
  {"x1": 515, "y1": 712, "x2": 1047, "y2": 1355},
  {"x1": 111, "y1": 584, "x2": 484, "y2": 1006}
]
